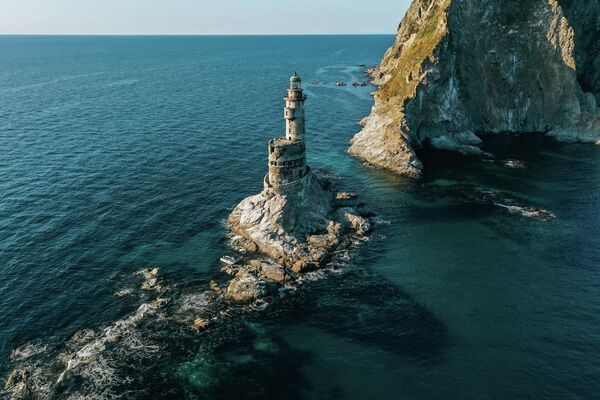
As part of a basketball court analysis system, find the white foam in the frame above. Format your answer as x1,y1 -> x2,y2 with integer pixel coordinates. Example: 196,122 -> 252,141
49,300 -> 166,396
504,159 -> 526,169
10,341 -> 49,362
371,215 -> 392,225
114,288 -> 134,297
175,291 -> 214,319
495,203 -> 556,220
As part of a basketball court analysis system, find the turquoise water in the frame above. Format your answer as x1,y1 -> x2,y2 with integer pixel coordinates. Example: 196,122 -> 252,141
1,36 -> 600,399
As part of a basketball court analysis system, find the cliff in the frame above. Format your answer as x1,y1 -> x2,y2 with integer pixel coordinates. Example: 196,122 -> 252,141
350,0 -> 600,177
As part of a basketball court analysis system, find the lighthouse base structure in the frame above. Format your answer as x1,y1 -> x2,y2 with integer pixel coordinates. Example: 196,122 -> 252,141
267,137 -> 308,192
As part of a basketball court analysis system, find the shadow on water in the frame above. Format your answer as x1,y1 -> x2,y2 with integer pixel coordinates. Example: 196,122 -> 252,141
109,256 -> 450,400
273,267 -> 450,362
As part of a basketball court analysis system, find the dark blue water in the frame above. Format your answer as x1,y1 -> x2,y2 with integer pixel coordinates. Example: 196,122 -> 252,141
1,36 -> 600,399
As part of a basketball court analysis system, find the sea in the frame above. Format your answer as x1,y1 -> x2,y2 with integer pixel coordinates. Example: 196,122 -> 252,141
1,35 -> 599,399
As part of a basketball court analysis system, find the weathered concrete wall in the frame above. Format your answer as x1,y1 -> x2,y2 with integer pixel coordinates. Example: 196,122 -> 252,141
268,137 -> 307,189
285,88 -> 306,142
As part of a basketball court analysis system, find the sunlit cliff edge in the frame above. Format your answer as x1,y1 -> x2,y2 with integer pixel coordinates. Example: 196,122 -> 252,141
350,0 -> 600,177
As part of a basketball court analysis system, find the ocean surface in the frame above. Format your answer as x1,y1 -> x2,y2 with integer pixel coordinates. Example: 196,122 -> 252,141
1,35 -> 599,399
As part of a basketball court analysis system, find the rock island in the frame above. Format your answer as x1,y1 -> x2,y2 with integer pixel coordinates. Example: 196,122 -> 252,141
226,73 -> 371,300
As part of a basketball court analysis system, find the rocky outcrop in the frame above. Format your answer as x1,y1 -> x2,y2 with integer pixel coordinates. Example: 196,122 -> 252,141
228,171 -> 370,276
223,166 -> 373,303
225,270 -> 266,303
350,0 -> 600,177
226,70 -> 374,299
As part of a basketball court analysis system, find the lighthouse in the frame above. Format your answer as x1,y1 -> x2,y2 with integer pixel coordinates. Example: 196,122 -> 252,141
266,73 -> 309,193
284,72 -> 307,142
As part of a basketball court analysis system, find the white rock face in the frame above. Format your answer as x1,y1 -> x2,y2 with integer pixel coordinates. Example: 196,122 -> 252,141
350,108 -> 423,177
228,171 -> 370,273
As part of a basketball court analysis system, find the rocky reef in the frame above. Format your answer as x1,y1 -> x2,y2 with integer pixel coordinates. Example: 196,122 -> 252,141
1,183 -> 373,399
226,171 -> 371,302
350,0 -> 600,177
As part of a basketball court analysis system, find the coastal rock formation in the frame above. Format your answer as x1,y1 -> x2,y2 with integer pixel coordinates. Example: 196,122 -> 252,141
350,0 -> 600,177
225,269 -> 266,302
228,172 -> 369,274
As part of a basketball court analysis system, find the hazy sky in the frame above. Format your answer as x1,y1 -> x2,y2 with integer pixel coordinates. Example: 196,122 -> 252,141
0,0 -> 412,35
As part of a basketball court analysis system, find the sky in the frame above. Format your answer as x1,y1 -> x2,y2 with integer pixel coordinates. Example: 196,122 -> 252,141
0,0 -> 412,35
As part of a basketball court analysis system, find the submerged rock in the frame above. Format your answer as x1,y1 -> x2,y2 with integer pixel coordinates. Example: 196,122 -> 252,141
350,0 -> 600,176
4,368 -> 27,390
496,204 -> 556,221
137,267 -> 163,291
150,297 -> 170,309
192,317 -> 210,331
209,280 -> 222,293
504,159 -> 527,169
3,369 -> 31,399
334,192 -> 359,208
454,186 -> 556,221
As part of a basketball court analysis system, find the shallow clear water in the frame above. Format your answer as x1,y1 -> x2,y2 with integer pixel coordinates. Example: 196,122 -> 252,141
1,36 -> 600,399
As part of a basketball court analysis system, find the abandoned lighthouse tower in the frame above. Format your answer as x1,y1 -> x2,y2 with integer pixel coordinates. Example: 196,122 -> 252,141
228,72 -> 372,271
266,72 -> 310,192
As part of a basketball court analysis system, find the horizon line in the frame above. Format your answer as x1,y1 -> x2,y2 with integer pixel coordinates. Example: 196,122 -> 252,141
0,33 -> 396,37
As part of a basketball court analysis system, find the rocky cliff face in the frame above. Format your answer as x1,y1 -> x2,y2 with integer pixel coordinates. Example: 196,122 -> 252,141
350,0 -> 600,177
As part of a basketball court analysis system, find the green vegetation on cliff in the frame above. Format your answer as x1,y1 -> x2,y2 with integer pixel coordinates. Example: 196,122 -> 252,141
378,0 -> 451,102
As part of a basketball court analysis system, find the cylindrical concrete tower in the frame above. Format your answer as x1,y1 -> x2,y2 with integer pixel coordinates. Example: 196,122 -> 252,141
267,138 -> 307,190
284,72 -> 307,142
266,73 -> 310,192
